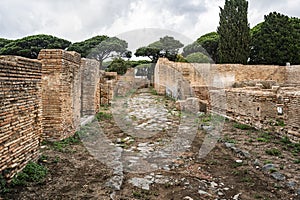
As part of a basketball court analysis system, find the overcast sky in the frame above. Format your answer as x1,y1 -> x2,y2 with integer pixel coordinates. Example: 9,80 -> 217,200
0,0 -> 299,44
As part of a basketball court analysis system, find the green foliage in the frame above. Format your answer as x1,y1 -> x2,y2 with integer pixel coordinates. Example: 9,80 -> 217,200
88,37 -> 131,66
217,0 -> 250,64
51,132 -> 81,152
135,35 -> 184,62
265,148 -> 281,156
0,34 -> 71,59
197,32 -> 220,62
68,36 -> 131,66
68,35 -> 108,57
0,38 -> 12,49
95,112 -> 113,121
186,52 -> 211,63
106,58 -> 130,75
11,162 -> 47,186
249,12 -> 300,65
233,123 -> 252,130
0,175 -> 8,194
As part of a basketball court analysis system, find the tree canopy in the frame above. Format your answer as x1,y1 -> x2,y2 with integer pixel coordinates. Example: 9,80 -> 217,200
87,37 -> 131,66
0,34 -> 71,59
67,35 -> 108,57
217,0 -> 250,64
249,12 -> 300,65
186,52 -> 212,63
135,36 -> 184,62
182,32 -> 219,63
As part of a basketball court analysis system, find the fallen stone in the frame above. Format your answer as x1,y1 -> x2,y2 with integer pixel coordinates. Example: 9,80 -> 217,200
286,181 -> 296,189
128,177 -> 153,190
262,164 -> 275,172
225,142 -> 235,148
271,172 -> 286,181
233,193 -> 242,200
183,196 -> 193,200
198,190 -> 211,196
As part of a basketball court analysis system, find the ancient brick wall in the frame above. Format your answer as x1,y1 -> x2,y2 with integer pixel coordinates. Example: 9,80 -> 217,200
99,72 -> 118,105
0,56 -> 42,178
154,58 -> 300,140
38,50 -> 81,141
81,58 -> 100,116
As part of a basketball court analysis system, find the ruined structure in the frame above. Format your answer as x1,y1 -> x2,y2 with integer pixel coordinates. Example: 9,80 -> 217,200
155,58 -> 300,141
1,51 -> 299,180
0,50 -> 118,179
0,56 -> 42,178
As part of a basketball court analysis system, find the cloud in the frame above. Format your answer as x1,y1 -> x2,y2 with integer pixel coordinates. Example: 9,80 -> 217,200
0,0 -> 299,43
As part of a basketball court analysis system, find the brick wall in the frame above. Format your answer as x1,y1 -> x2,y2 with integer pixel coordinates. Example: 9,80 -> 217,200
81,58 -> 100,116
0,56 -> 42,178
38,49 -> 81,141
154,58 -> 300,140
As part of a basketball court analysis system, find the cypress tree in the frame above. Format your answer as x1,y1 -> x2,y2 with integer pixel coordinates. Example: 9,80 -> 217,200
217,0 -> 250,64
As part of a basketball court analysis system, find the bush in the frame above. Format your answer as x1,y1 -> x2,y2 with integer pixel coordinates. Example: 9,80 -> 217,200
12,162 -> 48,186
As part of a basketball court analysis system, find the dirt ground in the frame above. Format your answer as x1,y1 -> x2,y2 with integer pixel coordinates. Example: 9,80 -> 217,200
2,89 -> 300,200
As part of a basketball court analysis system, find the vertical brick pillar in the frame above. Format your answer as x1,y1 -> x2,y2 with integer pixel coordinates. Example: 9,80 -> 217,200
38,49 -> 81,141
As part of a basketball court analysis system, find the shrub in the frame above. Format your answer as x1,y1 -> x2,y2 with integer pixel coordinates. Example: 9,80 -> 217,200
11,162 -> 47,186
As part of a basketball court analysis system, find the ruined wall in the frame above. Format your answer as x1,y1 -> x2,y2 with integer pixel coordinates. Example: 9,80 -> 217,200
81,58 -> 100,116
38,50 -> 81,141
100,72 -> 118,105
0,56 -> 42,178
155,58 -> 300,140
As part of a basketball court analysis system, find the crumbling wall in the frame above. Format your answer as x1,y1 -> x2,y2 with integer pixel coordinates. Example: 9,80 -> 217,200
81,58 -> 100,116
99,72 -> 118,105
0,56 -> 42,178
154,58 -> 300,140
38,50 -> 81,141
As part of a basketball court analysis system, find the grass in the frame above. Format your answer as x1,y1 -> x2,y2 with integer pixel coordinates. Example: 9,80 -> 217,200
233,123 -> 253,130
11,162 -> 48,186
265,148 -> 281,156
95,112 -> 113,121
42,131 -> 82,152
0,175 -> 9,194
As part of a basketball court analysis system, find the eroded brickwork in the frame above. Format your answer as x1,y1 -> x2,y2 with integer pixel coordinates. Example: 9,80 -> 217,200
38,50 -> 81,141
0,56 -> 42,178
81,58 -> 100,116
155,58 -> 300,140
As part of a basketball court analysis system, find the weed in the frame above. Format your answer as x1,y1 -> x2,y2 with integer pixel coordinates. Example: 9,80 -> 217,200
96,112 -> 113,121
269,168 -> 277,173
257,137 -> 269,143
281,136 -> 291,144
275,119 -> 286,127
52,132 -> 81,152
264,160 -> 272,165
39,154 -> 48,162
0,175 -> 9,194
11,162 -> 47,186
53,156 -> 60,163
232,162 -> 243,168
233,123 -> 253,130
294,159 -> 300,164
222,135 -> 237,144
241,176 -> 252,183
265,148 -> 281,156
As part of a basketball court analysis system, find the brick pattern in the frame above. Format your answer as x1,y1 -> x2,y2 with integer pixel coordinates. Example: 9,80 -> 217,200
155,58 -> 300,141
38,49 -> 81,141
0,56 -> 42,178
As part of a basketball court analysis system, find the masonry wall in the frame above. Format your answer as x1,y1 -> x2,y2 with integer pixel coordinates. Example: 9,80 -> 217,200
0,56 -> 42,178
154,58 -> 300,140
38,50 -> 81,141
81,58 -> 100,116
